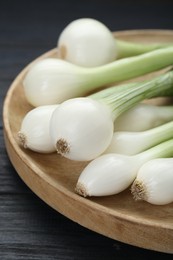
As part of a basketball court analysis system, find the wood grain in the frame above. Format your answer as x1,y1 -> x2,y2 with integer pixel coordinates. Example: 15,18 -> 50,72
3,30 -> 173,254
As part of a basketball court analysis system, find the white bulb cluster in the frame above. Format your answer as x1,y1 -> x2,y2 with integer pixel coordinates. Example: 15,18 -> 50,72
18,18 -> 173,206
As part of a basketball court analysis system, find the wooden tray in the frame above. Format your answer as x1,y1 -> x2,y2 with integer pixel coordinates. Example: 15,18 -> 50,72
3,30 -> 173,253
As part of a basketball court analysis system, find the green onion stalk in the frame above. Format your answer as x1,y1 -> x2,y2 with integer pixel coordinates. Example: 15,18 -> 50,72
23,47 -> 173,107
49,70 -> 173,161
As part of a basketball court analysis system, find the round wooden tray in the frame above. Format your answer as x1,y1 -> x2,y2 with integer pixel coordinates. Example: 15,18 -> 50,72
3,30 -> 173,253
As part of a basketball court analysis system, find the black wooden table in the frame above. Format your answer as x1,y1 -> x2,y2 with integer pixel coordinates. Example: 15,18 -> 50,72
1,1 -> 173,259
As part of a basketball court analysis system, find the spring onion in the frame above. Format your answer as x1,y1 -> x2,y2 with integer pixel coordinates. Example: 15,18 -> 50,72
58,18 -> 116,67
75,139 -> 173,197
49,70 -> 173,161
17,105 -> 58,153
57,18 -> 172,67
131,158 -> 173,205
114,103 -> 173,132
50,97 -> 113,161
23,47 -> 173,107
105,120 -> 173,155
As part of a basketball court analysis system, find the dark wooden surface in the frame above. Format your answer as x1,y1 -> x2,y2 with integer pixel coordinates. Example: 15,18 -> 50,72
1,0 -> 173,259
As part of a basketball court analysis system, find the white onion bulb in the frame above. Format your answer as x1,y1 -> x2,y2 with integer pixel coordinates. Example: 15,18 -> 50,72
105,120 -> 173,155
18,105 -> 58,153
131,158 -> 173,205
23,58 -> 90,107
76,153 -> 139,197
58,18 -> 116,67
114,103 -> 173,132
49,97 -> 114,161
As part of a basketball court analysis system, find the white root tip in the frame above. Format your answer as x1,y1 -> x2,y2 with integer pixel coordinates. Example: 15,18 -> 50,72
131,180 -> 147,201
75,182 -> 89,197
56,138 -> 70,155
17,131 -> 28,149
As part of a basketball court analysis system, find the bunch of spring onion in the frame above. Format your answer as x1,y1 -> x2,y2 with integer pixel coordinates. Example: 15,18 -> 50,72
17,105 -> 58,153
17,102 -> 173,154
131,158 -> 173,205
23,47 -> 173,107
57,18 -> 172,67
49,70 -> 173,161
75,139 -> 173,198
